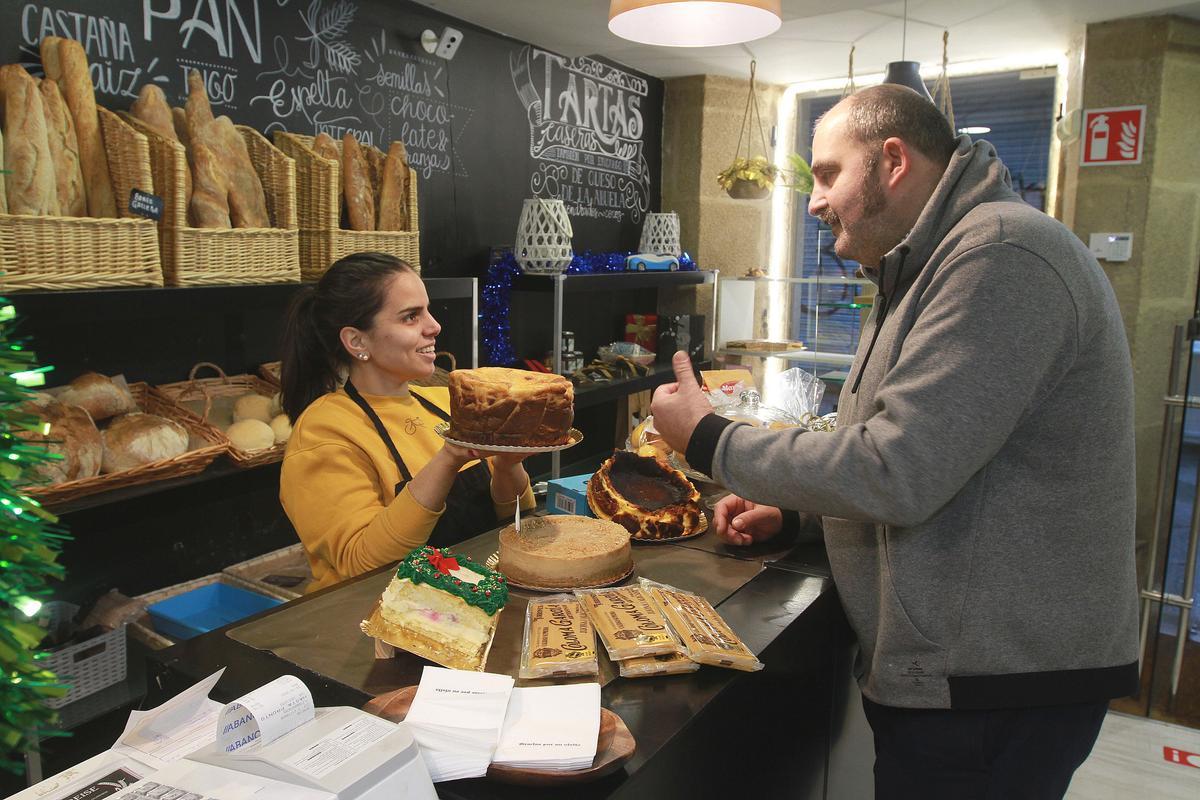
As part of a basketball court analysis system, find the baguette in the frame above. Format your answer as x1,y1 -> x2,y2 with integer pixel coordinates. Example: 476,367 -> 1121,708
39,78 -> 86,216
364,143 -> 384,220
0,128 -> 6,214
171,106 -> 189,148
131,84 -> 190,211
39,36 -> 63,82
0,65 -> 59,216
210,115 -> 269,228
341,133 -> 374,231
184,70 -> 231,227
311,132 -> 340,163
57,38 -> 117,217
377,141 -> 411,231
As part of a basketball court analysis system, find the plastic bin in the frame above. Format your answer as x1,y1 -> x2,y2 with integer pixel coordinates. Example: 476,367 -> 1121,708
147,582 -> 282,640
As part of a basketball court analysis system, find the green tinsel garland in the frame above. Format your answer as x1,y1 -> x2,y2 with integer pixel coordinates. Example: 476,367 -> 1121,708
0,300 -> 70,773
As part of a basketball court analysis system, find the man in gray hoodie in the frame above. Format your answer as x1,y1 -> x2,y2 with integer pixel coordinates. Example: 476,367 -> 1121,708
652,85 -> 1138,798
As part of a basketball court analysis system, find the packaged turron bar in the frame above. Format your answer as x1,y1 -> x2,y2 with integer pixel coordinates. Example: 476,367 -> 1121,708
575,586 -> 683,660
641,578 -> 764,672
618,651 -> 701,678
519,594 -> 599,679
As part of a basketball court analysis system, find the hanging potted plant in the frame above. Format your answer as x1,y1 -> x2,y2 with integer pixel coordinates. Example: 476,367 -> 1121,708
717,153 -> 813,199
717,60 -> 814,200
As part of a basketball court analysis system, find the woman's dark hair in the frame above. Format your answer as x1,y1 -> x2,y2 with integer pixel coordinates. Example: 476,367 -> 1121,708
280,252 -> 415,422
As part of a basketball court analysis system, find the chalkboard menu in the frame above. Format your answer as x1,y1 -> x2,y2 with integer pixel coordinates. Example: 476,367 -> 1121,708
0,0 -> 664,277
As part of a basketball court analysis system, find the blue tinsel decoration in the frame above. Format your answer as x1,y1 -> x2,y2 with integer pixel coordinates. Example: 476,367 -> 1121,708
480,250 -> 700,366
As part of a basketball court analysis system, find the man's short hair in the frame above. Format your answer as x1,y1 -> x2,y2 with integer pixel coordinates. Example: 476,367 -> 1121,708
835,84 -> 957,166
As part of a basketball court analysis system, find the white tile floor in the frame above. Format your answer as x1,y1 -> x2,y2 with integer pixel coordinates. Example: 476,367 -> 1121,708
1066,712 -> 1200,799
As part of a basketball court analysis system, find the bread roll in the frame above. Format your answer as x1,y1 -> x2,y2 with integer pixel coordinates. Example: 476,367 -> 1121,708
17,393 -> 102,484
232,392 -> 272,424
341,133 -> 374,231
210,116 -> 269,228
58,372 -> 137,421
269,413 -> 292,444
0,65 -> 59,216
101,413 -> 188,473
226,418 -> 274,451
377,141 -> 411,231
57,38 -> 117,217
40,36 -> 64,82
39,78 -> 86,217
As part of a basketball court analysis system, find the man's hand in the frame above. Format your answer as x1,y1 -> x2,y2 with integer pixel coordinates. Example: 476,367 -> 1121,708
713,494 -> 783,546
650,351 -> 713,454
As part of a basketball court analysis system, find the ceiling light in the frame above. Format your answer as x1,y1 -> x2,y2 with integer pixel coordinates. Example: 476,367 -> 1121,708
959,126 -> 991,135
882,0 -> 933,102
608,0 -> 782,48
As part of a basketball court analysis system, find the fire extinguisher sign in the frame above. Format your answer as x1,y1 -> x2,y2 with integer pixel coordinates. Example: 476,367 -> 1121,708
1081,105 -> 1147,166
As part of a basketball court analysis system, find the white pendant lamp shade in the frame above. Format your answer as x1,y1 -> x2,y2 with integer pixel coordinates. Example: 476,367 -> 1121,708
608,0 -> 782,48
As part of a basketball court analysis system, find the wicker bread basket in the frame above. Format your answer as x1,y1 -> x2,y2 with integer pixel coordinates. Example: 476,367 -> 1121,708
273,132 -> 421,280
156,362 -> 286,468
410,352 -> 456,388
21,382 -> 227,508
258,360 -> 282,387
0,108 -> 163,292
122,114 -> 300,286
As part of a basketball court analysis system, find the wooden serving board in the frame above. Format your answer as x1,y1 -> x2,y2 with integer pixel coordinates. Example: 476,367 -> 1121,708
363,685 -> 636,786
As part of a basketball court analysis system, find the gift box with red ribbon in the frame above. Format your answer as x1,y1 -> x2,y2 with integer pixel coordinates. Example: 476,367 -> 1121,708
625,313 -> 658,352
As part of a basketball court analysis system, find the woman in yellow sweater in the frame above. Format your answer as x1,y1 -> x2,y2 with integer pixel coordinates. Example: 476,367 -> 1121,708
279,253 -> 535,592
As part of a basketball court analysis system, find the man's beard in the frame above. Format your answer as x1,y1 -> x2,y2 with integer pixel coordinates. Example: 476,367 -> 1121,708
823,165 -> 888,264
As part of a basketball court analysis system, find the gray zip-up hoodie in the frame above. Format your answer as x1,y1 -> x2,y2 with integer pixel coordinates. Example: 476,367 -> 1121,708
688,137 -> 1139,709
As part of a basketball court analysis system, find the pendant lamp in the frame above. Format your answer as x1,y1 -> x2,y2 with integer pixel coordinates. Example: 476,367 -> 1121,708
608,0 -> 782,48
882,1 -> 934,102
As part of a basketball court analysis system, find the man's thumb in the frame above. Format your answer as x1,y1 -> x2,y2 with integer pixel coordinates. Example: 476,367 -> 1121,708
671,351 -> 699,392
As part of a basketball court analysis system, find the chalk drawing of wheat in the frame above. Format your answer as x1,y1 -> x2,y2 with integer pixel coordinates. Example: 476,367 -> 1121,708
1117,120 -> 1137,159
299,0 -> 362,74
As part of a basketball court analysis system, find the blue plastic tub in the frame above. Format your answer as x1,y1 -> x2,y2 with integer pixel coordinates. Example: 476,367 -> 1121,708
147,582 -> 283,640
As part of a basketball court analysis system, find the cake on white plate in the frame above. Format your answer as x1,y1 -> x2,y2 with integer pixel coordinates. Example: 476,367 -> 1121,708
361,546 -> 508,671
498,515 -> 633,589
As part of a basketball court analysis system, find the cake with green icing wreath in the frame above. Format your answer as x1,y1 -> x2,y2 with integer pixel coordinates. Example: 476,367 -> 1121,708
360,546 -> 509,671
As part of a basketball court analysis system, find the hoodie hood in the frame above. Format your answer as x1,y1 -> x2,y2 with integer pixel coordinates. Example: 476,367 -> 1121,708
865,135 -> 1021,294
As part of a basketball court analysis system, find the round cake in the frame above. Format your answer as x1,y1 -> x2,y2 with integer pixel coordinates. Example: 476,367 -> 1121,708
448,367 -> 574,447
498,515 -> 632,589
588,450 -> 705,541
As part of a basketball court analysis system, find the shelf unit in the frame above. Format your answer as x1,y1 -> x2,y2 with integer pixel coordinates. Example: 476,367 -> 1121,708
512,269 -> 717,477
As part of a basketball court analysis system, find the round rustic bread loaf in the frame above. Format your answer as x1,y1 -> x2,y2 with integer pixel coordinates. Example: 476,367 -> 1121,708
101,412 -> 188,473
59,372 -> 137,421
18,392 -> 102,484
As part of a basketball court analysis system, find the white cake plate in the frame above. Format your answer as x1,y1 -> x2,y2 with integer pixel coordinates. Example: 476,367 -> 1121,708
434,421 -> 583,453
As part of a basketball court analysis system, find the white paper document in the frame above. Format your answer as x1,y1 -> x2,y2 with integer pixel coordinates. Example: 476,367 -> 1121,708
403,666 -> 515,782
492,683 -> 601,770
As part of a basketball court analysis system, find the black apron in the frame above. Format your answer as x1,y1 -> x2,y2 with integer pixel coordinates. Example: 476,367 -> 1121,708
344,379 -> 498,549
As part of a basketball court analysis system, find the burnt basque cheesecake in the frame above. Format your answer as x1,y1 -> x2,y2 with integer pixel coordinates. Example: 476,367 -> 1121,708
360,546 -> 508,672
588,450 -> 705,540
498,515 -> 633,589
448,367 -> 574,447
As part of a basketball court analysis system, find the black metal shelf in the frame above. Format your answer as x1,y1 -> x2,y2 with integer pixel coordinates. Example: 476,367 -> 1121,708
573,361 -> 706,408
47,460 -> 281,516
514,269 -> 715,293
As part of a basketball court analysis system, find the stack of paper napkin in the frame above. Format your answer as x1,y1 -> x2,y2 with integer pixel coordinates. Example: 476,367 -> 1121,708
492,683 -> 601,771
404,667 -> 514,781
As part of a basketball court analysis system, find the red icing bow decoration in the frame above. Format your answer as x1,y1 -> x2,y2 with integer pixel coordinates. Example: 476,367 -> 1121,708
427,550 -> 460,575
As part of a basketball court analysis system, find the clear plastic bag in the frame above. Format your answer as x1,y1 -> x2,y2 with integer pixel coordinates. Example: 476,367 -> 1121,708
640,578 -> 763,672
575,586 -> 684,661
767,368 -> 826,426
618,651 -> 700,678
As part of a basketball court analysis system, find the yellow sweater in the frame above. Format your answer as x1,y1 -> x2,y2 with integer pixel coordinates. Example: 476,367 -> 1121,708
280,385 -> 535,593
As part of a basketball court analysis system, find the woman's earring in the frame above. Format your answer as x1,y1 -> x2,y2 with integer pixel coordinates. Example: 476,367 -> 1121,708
357,352 -> 369,361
